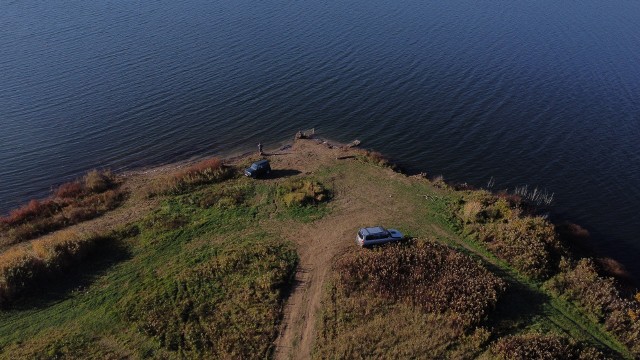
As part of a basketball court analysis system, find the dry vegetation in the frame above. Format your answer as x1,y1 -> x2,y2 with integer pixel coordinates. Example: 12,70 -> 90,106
456,191 -> 567,279
453,187 -> 640,357
490,333 -> 606,359
0,229 -> 111,306
145,158 -> 234,196
546,258 -> 640,355
354,149 -> 396,169
315,241 -> 506,358
0,170 -> 123,246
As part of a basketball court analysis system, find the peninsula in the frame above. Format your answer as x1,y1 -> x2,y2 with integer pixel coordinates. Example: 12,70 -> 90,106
1,136 -> 638,359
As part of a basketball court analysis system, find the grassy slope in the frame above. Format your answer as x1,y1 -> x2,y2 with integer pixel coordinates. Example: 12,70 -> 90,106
0,150 -> 634,359
0,178 -> 311,359
312,160 -> 632,359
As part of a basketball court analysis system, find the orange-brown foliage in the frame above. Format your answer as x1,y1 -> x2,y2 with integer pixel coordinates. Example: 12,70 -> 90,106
491,333 -> 605,359
336,241 -> 506,326
148,158 -> 233,196
1,170 -> 124,245
0,199 -> 59,226
54,181 -> 85,199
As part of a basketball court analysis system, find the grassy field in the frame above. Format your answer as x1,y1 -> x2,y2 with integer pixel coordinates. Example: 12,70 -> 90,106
0,140 -> 636,359
0,172 -> 327,358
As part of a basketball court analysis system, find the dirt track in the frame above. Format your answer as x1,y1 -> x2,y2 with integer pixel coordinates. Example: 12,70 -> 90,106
1,137 -> 407,359
265,140 -> 412,359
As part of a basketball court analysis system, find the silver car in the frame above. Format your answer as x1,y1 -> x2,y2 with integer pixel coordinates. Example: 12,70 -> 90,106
356,226 -> 404,247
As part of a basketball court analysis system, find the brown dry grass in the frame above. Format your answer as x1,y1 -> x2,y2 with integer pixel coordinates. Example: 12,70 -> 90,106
0,171 -> 123,246
546,258 -> 640,355
145,157 -> 233,196
490,333 -> 607,359
315,241 -> 505,358
0,229 -> 106,306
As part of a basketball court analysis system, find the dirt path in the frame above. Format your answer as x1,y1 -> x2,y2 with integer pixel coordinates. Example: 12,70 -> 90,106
270,140 -> 411,359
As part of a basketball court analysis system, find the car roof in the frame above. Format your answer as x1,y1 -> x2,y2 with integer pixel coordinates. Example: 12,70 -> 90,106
360,226 -> 387,235
253,159 -> 269,165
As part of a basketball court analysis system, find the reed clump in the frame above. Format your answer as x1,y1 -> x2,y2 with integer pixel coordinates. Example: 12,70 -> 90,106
146,158 -> 234,196
0,170 -> 123,246
0,229 -> 107,307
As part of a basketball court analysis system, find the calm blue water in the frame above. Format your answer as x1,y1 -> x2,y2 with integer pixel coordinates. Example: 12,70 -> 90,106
1,1 -> 639,276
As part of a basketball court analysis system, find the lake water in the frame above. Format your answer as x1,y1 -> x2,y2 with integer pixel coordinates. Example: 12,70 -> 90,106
1,1 -> 639,276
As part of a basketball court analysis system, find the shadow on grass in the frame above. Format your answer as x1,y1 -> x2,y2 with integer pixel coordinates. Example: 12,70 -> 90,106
485,278 -> 549,337
264,169 -> 302,179
4,240 -> 132,311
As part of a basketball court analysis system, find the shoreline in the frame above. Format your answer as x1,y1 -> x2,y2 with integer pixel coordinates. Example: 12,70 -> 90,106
2,134 -> 637,284
1,136 -> 638,358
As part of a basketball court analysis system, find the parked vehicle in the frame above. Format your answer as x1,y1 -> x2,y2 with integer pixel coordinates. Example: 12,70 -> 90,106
244,159 -> 271,178
356,226 -> 404,247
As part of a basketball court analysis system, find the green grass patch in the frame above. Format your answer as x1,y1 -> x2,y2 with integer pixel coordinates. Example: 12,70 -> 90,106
0,174 -> 318,359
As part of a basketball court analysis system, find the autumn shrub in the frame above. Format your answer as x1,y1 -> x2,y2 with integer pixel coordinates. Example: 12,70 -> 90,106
84,169 -> 116,193
316,241 -> 504,358
457,194 -> 567,280
490,333 -> 607,360
545,258 -> 640,355
0,171 -> 125,245
0,248 -> 43,305
0,199 -> 60,227
54,181 -> 84,199
0,230 -> 108,307
148,158 -> 234,196
483,216 -> 565,279
2,190 -> 124,246
356,149 -> 396,169
336,241 -> 505,326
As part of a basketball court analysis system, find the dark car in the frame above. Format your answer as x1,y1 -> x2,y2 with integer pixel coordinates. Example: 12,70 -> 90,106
244,159 -> 271,178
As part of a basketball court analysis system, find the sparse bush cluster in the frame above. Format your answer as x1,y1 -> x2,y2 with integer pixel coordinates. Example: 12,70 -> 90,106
355,149 -> 396,169
490,333 -> 606,360
0,230 -> 108,306
545,258 -> 640,355
456,192 -> 567,279
146,158 -> 234,196
278,179 -> 328,207
336,241 -> 506,326
0,170 -> 123,245
125,240 -> 297,358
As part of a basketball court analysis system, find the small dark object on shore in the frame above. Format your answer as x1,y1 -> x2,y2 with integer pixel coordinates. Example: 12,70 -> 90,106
244,159 -> 271,178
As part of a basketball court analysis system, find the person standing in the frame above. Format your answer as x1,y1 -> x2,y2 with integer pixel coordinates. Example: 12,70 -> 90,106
258,142 -> 263,155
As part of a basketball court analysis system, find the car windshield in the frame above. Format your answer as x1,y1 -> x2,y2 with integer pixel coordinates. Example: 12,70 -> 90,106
250,163 -> 259,170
